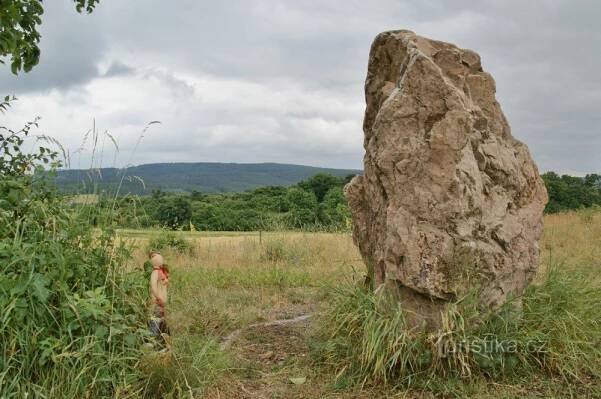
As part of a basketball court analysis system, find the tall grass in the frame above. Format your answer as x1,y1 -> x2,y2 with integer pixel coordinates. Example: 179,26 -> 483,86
139,338 -> 229,398
122,213 -> 600,397
313,261 -> 601,395
126,231 -> 361,395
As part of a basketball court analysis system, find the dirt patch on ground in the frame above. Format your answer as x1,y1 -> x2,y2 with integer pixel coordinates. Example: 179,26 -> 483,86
203,317 -> 387,399
237,321 -> 310,370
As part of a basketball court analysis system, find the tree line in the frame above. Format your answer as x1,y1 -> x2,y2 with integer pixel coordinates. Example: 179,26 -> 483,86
542,172 -> 601,213
78,171 -> 601,232
85,173 -> 355,231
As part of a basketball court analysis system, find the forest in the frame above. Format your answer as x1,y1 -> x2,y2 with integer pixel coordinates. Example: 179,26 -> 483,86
541,172 -> 601,213
76,171 -> 601,232
55,162 -> 360,194
84,172 -> 355,231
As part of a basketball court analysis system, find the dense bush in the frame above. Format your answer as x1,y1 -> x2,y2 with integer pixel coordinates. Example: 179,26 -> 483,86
319,186 -> 351,228
156,196 -> 193,230
0,110 -> 146,397
146,232 -> 194,255
298,172 -> 344,202
74,171 -> 601,230
284,187 -> 318,227
542,172 -> 601,213
93,173 -> 354,231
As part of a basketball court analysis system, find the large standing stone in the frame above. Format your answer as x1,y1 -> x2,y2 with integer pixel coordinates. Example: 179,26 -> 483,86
345,30 -> 547,329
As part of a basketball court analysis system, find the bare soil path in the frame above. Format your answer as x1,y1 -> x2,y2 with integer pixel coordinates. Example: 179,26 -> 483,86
204,311 -> 387,399
219,314 -> 312,350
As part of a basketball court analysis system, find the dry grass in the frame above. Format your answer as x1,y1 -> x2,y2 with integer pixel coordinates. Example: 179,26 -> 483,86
128,231 -> 365,397
542,210 -> 601,275
125,209 -> 601,398
129,232 -> 362,334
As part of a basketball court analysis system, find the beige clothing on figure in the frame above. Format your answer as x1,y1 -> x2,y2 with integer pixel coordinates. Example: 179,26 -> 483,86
149,253 -> 168,309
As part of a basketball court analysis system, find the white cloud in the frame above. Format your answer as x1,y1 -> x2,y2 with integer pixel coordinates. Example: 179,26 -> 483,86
2,0 -> 600,173
4,66 -> 363,169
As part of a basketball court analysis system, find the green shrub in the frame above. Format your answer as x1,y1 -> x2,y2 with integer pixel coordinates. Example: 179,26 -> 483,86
146,232 -> 194,255
0,113 -> 147,396
318,186 -> 351,229
578,205 -> 601,224
155,197 -> 192,230
261,240 -> 286,262
284,187 -> 318,228
140,337 -> 229,398
259,238 -> 311,266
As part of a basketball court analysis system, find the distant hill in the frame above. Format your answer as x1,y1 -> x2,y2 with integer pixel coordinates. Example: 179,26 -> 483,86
54,162 -> 361,195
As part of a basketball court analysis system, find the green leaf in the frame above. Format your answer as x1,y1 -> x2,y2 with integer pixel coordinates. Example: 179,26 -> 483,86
95,325 -> 108,339
124,333 -> 136,347
31,273 -> 50,302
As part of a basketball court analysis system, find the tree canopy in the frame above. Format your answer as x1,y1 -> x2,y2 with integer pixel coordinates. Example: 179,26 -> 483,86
542,172 -> 601,213
0,0 -> 99,74
298,172 -> 344,202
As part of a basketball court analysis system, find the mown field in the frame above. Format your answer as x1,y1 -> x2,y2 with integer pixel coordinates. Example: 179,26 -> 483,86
121,209 -> 601,398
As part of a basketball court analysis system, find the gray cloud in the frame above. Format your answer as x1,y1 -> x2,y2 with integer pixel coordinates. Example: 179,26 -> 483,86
2,0 -> 600,173
0,2 -> 106,93
103,62 -> 135,77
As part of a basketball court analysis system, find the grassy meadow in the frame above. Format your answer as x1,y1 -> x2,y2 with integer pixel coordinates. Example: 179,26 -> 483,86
123,210 -> 601,398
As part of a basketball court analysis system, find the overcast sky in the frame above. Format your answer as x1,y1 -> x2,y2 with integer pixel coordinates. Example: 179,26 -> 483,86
2,0 -> 600,174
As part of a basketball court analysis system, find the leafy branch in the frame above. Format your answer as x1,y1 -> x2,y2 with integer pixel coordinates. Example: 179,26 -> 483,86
0,0 -> 100,74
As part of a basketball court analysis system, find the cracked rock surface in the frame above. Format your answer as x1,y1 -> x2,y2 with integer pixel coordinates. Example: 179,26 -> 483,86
345,30 -> 547,328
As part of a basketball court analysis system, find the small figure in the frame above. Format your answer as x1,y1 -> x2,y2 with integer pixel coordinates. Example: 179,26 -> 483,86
148,251 -> 170,345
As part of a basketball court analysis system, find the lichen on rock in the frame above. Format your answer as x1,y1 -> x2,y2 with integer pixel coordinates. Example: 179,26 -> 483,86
345,30 -> 548,329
